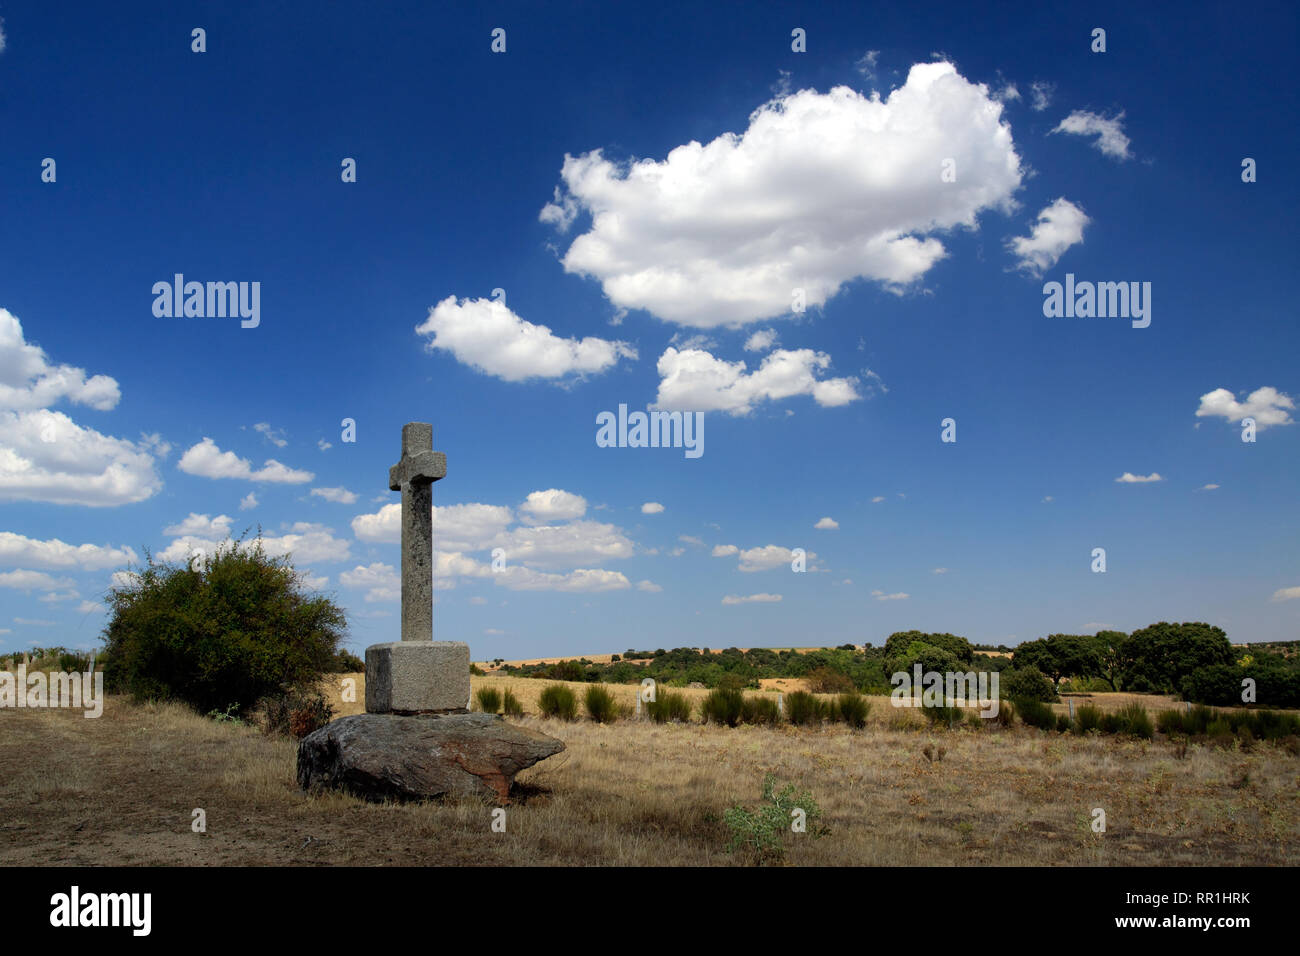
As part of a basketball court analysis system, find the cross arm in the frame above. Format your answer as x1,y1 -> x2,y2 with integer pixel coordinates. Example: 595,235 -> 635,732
389,451 -> 447,490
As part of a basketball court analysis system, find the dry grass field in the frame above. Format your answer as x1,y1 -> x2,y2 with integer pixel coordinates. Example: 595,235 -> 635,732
2,674 -> 1296,867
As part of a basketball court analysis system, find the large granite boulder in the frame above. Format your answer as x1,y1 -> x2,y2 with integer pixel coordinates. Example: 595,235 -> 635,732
297,712 -> 564,803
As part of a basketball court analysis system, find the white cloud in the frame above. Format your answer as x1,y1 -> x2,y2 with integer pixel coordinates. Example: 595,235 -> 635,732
1029,81 -> 1054,112
468,596 -> 488,605
871,590 -> 909,601
297,571 -> 328,591
178,438 -> 314,483
311,486 -> 359,504
159,523 -> 350,565
239,492 -> 258,510
0,409 -> 162,506
1052,110 -> 1132,160
0,18 -> 6,54
995,83 -> 1020,103
0,309 -> 121,411
0,569 -> 74,591
491,521 -> 635,570
722,593 -> 782,605
854,50 -> 879,79
1007,198 -> 1089,276
416,296 -> 636,382
340,562 -> 400,602
39,589 -> 81,603
493,566 -> 631,592
1115,472 -> 1164,484
715,544 -> 814,572
743,329 -> 779,353
520,488 -> 587,524
655,347 -> 860,415
1195,387 -> 1295,430
0,532 -> 136,571
541,62 -> 1022,328
871,496 -> 886,503
318,439 -> 332,452
679,535 -> 705,547
352,502 -> 515,549
1042,496 -> 1054,503
77,600 -> 102,615
1272,586 -> 1300,602
641,502 -> 664,514
110,570 -> 139,589
252,422 -> 288,447
637,580 -> 663,592
1199,483 -> 1220,491
163,513 -> 233,538
931,567 -> 949,574
814,517 -> 838,530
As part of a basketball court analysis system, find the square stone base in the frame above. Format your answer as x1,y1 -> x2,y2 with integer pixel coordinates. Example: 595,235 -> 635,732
365,641 -> 471,714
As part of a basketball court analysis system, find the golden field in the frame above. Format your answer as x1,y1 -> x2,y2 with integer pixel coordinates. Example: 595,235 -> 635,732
0,673 -> 1296,866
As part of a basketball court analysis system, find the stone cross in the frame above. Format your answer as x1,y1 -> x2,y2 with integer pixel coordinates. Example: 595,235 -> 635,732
388,422 -> 446,644
364,422 -> 468,715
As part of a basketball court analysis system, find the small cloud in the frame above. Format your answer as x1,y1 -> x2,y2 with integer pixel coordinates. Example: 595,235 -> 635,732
1042,495 -> 1054,503
641,502 -> 665,515
814,517 -> 839,530
239,492 -> 258,510
871,496 -> 886,503
484,628 -> 505,635
931,568 -> 948,575
1029,80 -> 1054,112
1199,483 -> 1220,491
871,590 -> 909,601
318,439 -> 333,451
637,580 -> 663,593
1115,472 -> 1164,484
743,328 -> 779,353
1007,198 -> 1089,276
712,544 -> 740,557
1052,110 -> 1132,161
855,50 -> 880,80
311,486 -> 359,505
468,596 -> 488,606
1271,586 -> 1300,602
1196,386 -> 1295,430
679,535 -> 705,547
77,600 -> 102,615
994,83 -> 1020,103
722,593 -> 783,605
253,422 -> 288,448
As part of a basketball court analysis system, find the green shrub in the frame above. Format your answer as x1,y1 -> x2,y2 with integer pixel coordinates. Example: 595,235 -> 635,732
538,684 -> 577,720
502,689 -> 523,717
1056,714 -> 1073,733
922,703 -> 965,729
646,690 -> 693,723
993,699 -> 1016,727
1075,704 -> 1103,733
702,688 -> 744,727
475,687 -> 502,714
786,690 -> 827,726
333,649 -> 365,672
1116,702 -> 1154,738
804,666 -> 856,694
584,684 -> 618,723
1156,708 -> 1185,735
836,692 -> 871,729
1014,697 -> 1057,730
724,775 -> 827,861
1001,666 -> 1058,703
101,535 -> 347,715
741,695 -> 782,725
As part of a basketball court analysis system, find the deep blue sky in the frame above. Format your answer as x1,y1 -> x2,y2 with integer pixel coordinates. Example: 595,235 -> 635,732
1,1 -> 1296,657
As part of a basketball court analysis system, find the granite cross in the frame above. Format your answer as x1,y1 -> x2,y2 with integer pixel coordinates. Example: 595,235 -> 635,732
388,422 -> 446,643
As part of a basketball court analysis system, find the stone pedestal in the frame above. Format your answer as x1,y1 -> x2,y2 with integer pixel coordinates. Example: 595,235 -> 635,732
365,640 -> 470,714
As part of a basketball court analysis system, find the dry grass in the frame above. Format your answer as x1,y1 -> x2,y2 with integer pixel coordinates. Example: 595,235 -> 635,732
2,677 -> 1296,866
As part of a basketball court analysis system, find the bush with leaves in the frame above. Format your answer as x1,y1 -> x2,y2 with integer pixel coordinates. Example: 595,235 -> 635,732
647,691 -> 693,723
502,689 -> 523,717
1014,697 -> 1057,730
741,694 -> 781,725
724,775 -> 827,862
785,690 -> 827,726
835,691 -> 871,729
538,684 -> 577,720
100,535 -> 347,716
584,684 -> 618,722
261,689 -> 334,739
701,688 -> 745,727
475,687 -> 502,714
1001,666 -> 1058,703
